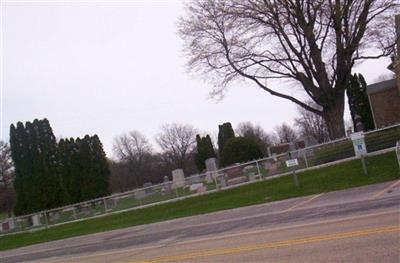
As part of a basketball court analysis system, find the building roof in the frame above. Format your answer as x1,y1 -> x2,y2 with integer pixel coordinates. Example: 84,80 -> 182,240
366,78 -> 397,95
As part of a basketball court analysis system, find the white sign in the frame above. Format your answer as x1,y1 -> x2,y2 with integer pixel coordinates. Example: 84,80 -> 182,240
286,158 -> 299,168
350,132 -> 367,157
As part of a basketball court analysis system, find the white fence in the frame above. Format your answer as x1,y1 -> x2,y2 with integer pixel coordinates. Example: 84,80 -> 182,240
0,124 -> 399,235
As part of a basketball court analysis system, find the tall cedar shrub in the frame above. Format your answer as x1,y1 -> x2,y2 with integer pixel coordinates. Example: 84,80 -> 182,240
10,119 -> 66,215
347,74 -> 375,131
76,135 -> 110,202
10,119 -> 110,215
195,134 -> 216,171
59,138 -> 81,204
217,122 -> 235,157
90,135 -> 110,198
220,137 -> 263,167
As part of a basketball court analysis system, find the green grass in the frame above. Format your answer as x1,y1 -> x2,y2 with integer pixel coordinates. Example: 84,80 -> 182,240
365,126 -> 400,153
1,151 -> 399,251
312,140 -> 355,165
114,187 -> 194,211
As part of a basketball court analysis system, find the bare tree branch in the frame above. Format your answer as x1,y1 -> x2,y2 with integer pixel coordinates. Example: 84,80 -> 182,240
179,0 -> 399,138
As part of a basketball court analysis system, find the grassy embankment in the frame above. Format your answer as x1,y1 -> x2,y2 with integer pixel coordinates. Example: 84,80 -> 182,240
0,151 -> 398,251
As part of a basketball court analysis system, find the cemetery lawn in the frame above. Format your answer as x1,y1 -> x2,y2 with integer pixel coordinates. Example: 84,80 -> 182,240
1,151 -> 399,251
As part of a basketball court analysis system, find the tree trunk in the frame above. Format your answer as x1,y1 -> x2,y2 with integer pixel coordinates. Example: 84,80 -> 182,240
322,92 -> 346,140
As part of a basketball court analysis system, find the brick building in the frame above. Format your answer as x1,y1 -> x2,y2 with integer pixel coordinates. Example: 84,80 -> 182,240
366,14 -> 400,128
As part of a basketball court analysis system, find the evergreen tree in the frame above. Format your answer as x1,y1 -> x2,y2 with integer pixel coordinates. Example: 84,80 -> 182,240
36,119 -> 68,209
10,119 -> 66,215
10,122 -> 28,215
77,135 -> 110,201
10,119 -> 110,215
195,134 -> 216,172
220,137 -> 263,167
217,122 -> 235,156
347,74 -> 375,132
59,138 -> 80,204
90,135 -> 110,198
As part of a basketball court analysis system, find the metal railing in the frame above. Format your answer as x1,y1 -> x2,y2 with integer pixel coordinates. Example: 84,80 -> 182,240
0,124 -> 399,235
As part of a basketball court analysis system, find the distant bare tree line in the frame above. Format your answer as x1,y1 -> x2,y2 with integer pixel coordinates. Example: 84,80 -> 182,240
110,106 -> 330,192
0,106 -> 332,204
0,141 -> 15,217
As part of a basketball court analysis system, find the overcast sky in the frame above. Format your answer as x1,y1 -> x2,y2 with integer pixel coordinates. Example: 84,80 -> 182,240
1,0 -> 394,158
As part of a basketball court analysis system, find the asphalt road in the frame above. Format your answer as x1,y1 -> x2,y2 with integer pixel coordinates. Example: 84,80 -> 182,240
1,180 -> 399,263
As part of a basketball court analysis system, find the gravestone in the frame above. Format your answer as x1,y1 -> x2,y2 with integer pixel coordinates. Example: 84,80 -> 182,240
217,174 -> 227,188
143,182 -> 154,194
135,189 -> 146,199
227,176 -> 247,186
163,176 -> 172,193
79,205 -> 92,216
205,158 -> 218,183
267,147 -> 272,157
172,169 -> 185,189
303,136 -> 317,147
143,182 -> 152,188
31,214 -> 41,227
104,198 -> 116,210
196,185 -> 207,193
247,172 -> 257,181
111,198 -> 118,208
1,219 -> 15,232
354,114 -> 365,132
50,211 -> 61,222
243,165 -> 257,181
8,219 -> 15,230
186,174 -> 201,185
9,219 -> 15,230
189,183 -> 204,192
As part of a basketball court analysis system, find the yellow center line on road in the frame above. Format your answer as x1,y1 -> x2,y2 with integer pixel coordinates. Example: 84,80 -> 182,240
132,225 -> 400,263
282,193 -> 324,212
371,180 -> 400,199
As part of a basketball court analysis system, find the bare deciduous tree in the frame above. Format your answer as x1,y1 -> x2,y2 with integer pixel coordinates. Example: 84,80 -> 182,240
275,123 -> 298,144
294,103 -> 330,144
156,123 -> 198,172
113,131 -> 152,188
179,0 -> 398,139
0,141 -> 13,186
0,141 -> 15,217
236,122 -> 273,155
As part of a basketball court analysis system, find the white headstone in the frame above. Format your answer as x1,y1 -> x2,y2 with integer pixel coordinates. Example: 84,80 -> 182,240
189,183 -> 204,192
205,158 -> 218,182
135,189 -> 146,199
217,174 -> 227,188
0,220 -> 14,232
8,219 -> 15,230
172,169 -> 185,189
163,176 -> 172,193
31,214 -> 41,227
205,158 -> 218,171
50,211 -> 61,221
143,182 -> 154,194
143,182 -> 153,188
